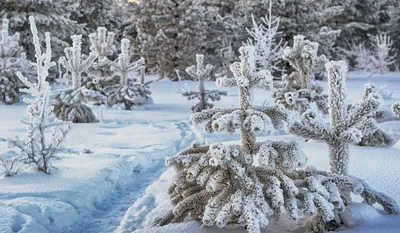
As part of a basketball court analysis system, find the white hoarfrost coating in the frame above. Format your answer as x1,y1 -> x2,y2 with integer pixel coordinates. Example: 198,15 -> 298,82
54,34 -> 105,123
245,1 -> 286,73
8,16 -> 71,174
103,38 -> 152,110
182,54 -> 227,112
272,35 -> 328,116
153,47 -> 398,233
289,60 -> 383,175
0,17 -> 35,105
83,27 -> 116,92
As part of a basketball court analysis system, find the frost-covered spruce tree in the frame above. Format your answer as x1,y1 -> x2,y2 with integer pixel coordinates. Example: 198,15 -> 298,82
154,47 -> 399,233
289,61 -> 384,175
8,16 -> 71,174
133,0 -> 208,80
182,54 -> 227,113
103,38 -> 152,110
54,34 -> 105,123
83,27 -> 116,93
0,17 -> 35,105
72,0 -> 125,36
355,84 -> 394,147
245,1 -> 286,74
0,0 -> 84,60
324,0 -> 392,61
370,33 -> 397,74
272,35 -> 328,116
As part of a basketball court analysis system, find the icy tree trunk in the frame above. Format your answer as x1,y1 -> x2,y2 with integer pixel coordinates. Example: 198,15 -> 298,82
140,66 -> 145,84
72,72 -> 81,90
239,87 -> 256,153
328,140 -> 349,175
327,61 -> 349,175
198,70 -> 207,111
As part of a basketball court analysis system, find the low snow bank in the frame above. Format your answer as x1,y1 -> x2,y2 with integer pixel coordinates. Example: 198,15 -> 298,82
0,94 -> 193,233
127,131 -> 400,233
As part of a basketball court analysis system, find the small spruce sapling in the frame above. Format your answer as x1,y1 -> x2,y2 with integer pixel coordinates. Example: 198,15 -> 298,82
182,54 -> 227,112
272,35 -> 328,116
103,38 -> 152,109
245,1 -> 286,73
289,61 -> 383,175
154,47 -> 399,233
0,17 -> 35,104
355,84 -> 394,147
83,27 -> 116,93
7,16 -> 71,174
370,33 -> 396,74
54,34 -> 105,123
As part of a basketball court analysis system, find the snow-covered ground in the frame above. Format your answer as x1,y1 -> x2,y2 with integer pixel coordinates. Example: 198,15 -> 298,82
1,73 -> 400,233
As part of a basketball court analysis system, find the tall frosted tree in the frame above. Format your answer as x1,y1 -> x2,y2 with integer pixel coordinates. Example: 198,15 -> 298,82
324,0 -> 393,62
83,27 -> 116,93
182,54 -> 227,112
133,0 -> 208,80
54,34 -> 105,123
289,61 -> 383,175
250,0 -> 343,60
245,1 -> 287,74
0,17 -> 35,104
103,38 -> 152,110
8,16 -> 71,174
272,35 -> 328,116
72,0 -> 124,32
0,0 -> 84,60
154,47 -> 398,233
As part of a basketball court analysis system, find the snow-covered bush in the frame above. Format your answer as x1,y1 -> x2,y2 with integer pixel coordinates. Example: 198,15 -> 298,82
7,16 -> 71,174
83,27 -> 116,93
350,43 -> 374,73
393,103 -> 400,119
377,84 -> 393,100
349,33 -> 396,74
154,47 -> 399,233
272,35 -> 328,116
54,34 -> 105,123
245,1 -> 286,73
355,84 -> 393,147
289,61 -> 385,174
370,33 -> 396,74
0,152 -> 19,177
0,17 -> 35,105
182,54 -> 227,112
103,38 -> 152,110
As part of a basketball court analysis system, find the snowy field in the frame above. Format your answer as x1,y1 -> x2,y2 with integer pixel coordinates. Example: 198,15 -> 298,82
1,73 -> 400,233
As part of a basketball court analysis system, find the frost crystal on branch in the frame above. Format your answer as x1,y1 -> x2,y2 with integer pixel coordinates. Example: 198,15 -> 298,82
103,38 -> 152,110
154,47 -> 399,233
54,34 -> 105,123
0,17 -> 35,104
272,35 -> 328,116
182,54 -> 226,112
7,16 -> 71,174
